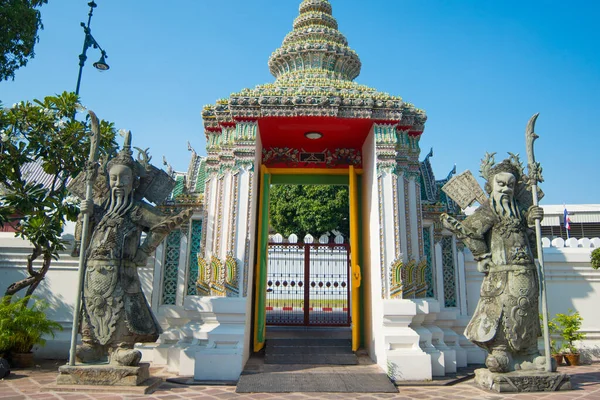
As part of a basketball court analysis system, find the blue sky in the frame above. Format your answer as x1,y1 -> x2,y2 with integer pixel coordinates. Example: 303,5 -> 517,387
2,0 -> 599,205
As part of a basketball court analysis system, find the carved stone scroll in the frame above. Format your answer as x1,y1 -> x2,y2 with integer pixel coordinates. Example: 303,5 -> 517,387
441,170 -> 487,209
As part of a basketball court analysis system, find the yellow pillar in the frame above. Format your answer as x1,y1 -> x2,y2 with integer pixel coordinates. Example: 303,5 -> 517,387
349,165 -> 361,351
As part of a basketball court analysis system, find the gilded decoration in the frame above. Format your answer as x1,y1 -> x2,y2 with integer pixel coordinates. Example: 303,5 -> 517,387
262,147 -> 300,165
210,256 -> 225,296
390,258 -> 403,299
197,257 -> 210,296
196,253 -> 239,297
415,259 -> 429,298
224,253 -> 239,296
261,147 -> 361,167
402,259 -> 417,298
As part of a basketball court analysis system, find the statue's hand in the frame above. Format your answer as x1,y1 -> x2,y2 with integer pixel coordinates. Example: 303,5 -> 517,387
527,205 -> 544,226
152,209 -> 193,235
80,199 -> 94,215
477,257 -> 494,273
441,213 -> 468,237
133,248 -> 150,267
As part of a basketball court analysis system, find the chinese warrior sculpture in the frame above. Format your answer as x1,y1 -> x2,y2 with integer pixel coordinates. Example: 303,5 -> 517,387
70,131 -> 191,366
441,153 -> 548,373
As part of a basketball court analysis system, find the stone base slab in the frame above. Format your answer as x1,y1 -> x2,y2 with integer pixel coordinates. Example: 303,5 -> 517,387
56,363 -> 150,386
46,377 -> 162,395
474,368 -> 571,392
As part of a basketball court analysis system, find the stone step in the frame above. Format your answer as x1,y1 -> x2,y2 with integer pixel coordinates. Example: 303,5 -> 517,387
265,338 -> 357,365
266,338 -> 351,348
267,345 -> 354,355
264,353 -> 358,365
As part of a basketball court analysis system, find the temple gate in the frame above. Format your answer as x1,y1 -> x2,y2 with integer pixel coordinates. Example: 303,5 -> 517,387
265,233 -> 351,327
151,0 -> 471,383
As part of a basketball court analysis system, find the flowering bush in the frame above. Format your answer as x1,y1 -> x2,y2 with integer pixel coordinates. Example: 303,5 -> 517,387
0,92 -> 116,300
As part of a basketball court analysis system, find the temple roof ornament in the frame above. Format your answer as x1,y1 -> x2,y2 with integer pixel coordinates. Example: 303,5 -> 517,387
269,0 -> 361,82
202,0 -> 427,133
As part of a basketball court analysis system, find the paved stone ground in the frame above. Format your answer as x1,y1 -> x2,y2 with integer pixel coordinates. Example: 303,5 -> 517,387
1,360 -> 600,399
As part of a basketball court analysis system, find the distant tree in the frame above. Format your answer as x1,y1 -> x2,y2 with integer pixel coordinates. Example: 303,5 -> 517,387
269,185 -> 349,239
0,92 -> 117,302
0,0 -> 48,81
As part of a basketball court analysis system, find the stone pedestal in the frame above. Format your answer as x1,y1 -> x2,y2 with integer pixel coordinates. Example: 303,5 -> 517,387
57,362 -> 152,386
474,368 -> 571,393
50,363 -> 162,395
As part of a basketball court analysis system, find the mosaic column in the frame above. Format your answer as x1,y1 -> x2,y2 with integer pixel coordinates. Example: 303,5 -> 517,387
367,124 -> 432,381
373,123 -> 403,299
406,173 -> 421,260
196,121 -> 258,298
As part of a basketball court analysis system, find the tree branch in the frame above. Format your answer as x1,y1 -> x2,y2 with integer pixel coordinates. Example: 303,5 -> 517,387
26,245 -> 43,277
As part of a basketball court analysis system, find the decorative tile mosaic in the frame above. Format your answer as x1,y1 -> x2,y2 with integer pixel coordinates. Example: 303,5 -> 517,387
229,173 -> 239,253
243,170 -> 254,297
377,175 -> 386,298
162,229 -> 181,305
423,226 -> 435,298
215,175 -> 225,256
404,176 -> 412,259
186,220 -> 202,295
441,236 -> 457,307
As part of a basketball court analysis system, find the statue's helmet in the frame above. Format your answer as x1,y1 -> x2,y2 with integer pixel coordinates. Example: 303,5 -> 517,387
107,130 -> 136,173
480,153 -> 525,194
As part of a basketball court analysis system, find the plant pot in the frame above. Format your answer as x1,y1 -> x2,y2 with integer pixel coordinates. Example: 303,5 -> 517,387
564,353 -> 580,366
10,352 -> 34,368
552,354 -> 564,366
0,357 -> 10,378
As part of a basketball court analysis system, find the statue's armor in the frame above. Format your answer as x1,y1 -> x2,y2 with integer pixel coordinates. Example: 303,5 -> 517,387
463,202 -> 541,354
82,203 -> 160,347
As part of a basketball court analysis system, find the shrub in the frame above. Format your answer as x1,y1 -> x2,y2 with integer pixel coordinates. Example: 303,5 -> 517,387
554,309 -> 585,354
591,248 -> 600,270
0,296 -> 62,354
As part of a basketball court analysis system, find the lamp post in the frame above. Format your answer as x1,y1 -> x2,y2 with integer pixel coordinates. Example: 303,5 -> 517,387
75,1 -> 110,96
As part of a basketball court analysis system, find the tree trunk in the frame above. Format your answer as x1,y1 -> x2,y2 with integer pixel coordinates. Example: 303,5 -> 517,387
4,247 -> 53,308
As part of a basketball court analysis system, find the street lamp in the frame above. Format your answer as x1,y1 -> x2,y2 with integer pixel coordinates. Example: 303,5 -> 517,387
75,1 -> 110,96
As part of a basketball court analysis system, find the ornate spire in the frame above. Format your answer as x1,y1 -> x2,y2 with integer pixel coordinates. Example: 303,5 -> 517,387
268,0 -> 362,82
203,1 -> 428,130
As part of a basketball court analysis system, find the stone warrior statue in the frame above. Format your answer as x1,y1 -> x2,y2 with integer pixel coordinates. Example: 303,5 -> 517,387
441,153 -> 548,373
69,131 -> 191,366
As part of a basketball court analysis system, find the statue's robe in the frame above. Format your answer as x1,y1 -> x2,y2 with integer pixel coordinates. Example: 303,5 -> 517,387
81,202 -> 164,346
461,201 -> 541,355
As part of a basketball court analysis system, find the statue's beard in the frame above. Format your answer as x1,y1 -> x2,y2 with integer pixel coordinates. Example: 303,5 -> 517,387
105,188 -> 133,218
491,193 -> 519,219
